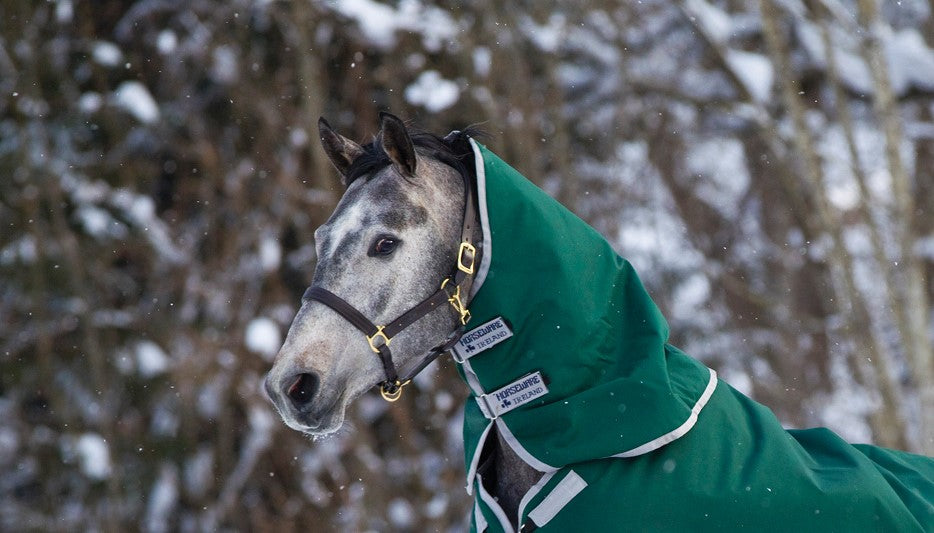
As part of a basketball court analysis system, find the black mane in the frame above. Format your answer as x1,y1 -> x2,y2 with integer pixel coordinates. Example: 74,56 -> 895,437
344,126 -> 486,186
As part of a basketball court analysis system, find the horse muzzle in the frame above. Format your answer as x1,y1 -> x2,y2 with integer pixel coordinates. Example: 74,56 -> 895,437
263,370 -> 340,433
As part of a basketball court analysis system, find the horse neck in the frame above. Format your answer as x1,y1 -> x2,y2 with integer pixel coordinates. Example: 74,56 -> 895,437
493,427 -> 542,525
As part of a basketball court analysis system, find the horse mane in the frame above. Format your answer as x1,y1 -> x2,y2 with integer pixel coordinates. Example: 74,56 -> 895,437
344,125 -> 486,186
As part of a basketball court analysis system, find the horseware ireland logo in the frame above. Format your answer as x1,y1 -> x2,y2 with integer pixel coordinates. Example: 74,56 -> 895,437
481,371 -> 549,417
453,316 -> 513,361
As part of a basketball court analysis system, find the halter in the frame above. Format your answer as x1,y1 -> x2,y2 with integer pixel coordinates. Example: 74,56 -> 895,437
303,157 -> 480,402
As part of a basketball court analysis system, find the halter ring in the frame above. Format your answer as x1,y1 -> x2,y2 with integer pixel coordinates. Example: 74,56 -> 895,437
367,326 -> 391,353
380,379 -> 410,402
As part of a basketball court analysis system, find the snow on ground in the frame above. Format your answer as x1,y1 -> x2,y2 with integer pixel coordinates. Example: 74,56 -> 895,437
357,394 -> 391,423
472,47 -> 491,77
55,0 -> 73,23
331,0 -> 400,48
145,464 -> 179,533
75,205 -> 128,240
685,137 -> 750,218
815,383 -> 875,444
329,0 -> 459,52
111,189 -> 185,263
388,498 -> 415,528
92,41 -> 122,67
74,433 -> 112,480
424,494 -> 448,519
0,423 -> 18,466
136,340 -> 171,378
795,21 -> 874,95
183,448 -> 214,499
259,237 -> 282,272
670,272 -> 712,320
211,45 -> 239,84
521,13 -> 566,52
78,92 -> 103,113
404,70 -> 460,112
197,376 -> 228,419
725,49 -> 773,102
816,125 -> 863,211
156,30 -> 177,55
245,317 -> 281,360
884,28 -> 934,95
917,235 -> 934,260
684,0 -> 733,43
0,235 -> 38,265
798,22 -> 934,97
112,81 -> 159,124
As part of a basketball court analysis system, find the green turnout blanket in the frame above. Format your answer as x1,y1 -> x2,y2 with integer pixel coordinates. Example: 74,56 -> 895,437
455,140 -> 934,532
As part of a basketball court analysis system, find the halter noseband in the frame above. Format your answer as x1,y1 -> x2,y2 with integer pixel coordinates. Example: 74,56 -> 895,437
302,161 -> 480,402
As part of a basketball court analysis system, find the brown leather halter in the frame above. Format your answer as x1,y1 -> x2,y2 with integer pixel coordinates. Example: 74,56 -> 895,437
302,151 -> 480,401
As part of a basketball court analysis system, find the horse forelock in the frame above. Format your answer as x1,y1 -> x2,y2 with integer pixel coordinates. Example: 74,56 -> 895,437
344,127 -> 483,187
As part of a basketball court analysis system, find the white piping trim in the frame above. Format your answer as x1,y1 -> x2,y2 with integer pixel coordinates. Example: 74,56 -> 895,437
476,472 -> 515,533
495,418 -> 557,473
468,138 -> 492,298
461,358 -> 486,397
473,499 -> 488,532
527,470 -> 587,527
612,368 -> 719,458
515,470 -> 557,528
465,421 -> 495,495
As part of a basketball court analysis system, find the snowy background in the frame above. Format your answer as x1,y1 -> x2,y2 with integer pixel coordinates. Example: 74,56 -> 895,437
1,0 -> 933,531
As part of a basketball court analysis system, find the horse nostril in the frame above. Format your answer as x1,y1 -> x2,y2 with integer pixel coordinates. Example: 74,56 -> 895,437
286,373 -> 319,409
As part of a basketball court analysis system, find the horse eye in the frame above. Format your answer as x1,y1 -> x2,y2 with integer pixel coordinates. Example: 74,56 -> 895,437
369,236 -> 400,257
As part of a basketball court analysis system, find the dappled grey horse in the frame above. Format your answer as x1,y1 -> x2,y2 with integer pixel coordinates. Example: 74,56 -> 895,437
264,113 -> 540,522
265,113 -> 933,532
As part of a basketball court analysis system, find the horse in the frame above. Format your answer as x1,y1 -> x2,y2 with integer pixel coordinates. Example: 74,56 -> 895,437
265,112 -> 933,532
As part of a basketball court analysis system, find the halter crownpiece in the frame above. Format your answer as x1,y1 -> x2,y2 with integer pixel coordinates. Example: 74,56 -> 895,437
303,147 -> 481,402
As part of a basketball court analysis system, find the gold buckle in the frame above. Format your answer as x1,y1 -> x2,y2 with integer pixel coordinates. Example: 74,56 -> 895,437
457,241 -> 476,275
442,280 -> 471,325
380,379 -> 410,402
366,326 -> 391,353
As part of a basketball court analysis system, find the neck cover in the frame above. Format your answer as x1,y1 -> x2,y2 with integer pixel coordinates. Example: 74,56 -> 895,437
458,140 -> 933,532
460,141 -> 715,471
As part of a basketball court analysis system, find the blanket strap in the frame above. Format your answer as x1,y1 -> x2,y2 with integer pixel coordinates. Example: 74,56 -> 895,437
520,470 -> 588,531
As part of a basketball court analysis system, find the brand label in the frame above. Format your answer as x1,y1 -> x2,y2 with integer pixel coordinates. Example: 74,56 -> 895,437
479,371 -> 549,418
453,316 -> 513,362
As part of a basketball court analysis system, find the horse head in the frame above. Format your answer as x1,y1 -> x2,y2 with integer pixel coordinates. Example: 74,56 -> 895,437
264,113 -> 478,435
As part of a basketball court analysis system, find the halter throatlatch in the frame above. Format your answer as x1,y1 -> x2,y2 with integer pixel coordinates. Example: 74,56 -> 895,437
303,161 -> 480,402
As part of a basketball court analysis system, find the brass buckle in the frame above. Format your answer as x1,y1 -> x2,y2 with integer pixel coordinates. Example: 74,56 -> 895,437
380,379 -> 410,402
366,326 -> 391,353
457,241 -> 476,275
442,279 -> 471,325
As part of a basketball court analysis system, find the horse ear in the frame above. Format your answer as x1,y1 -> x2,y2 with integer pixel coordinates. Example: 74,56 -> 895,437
318,117 -> 364,183
379,112 -> 417,177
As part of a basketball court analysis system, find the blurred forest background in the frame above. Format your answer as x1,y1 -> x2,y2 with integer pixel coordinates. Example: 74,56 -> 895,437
1,0 -> 933,531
